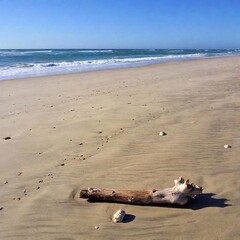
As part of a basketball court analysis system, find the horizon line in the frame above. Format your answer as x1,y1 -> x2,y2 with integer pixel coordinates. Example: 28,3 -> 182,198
0,48 -> 239,50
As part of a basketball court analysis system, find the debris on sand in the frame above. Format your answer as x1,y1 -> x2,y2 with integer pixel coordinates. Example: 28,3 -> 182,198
112,209 -> 126,223
3,137 -> 11,140
224,144 -> 231,149
159,131 -> 167,136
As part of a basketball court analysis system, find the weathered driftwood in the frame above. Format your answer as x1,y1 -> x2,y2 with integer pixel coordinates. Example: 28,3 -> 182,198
80,177 -> 203,206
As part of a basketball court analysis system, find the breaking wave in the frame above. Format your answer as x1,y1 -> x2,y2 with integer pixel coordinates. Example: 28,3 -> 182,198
1,49 -> 240,80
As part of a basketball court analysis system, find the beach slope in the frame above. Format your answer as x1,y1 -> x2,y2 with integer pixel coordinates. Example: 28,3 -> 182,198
0,57 -> 240,239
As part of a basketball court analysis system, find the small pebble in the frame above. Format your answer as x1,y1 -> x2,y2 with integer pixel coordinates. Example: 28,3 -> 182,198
159,131 -> 167,136
224,144 -> 231,149
3,137 -> 11,140
0,207 -> 3,211
18,197 -> 21,201
18,172 -> 22,176
4,181 -> 8,184
60,163 -> 65,166
98,131 -> 102,134
37,186 -> 40,190
94,226 -> 99,230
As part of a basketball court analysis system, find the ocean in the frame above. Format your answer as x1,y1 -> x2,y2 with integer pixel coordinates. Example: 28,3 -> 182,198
0,49 -> 239,80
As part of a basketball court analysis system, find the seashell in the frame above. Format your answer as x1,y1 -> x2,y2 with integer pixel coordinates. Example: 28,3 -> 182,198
224,144 -> 231,149
159,131 -> 167,136
112,209 -> 125,223
94,226 -> 99,229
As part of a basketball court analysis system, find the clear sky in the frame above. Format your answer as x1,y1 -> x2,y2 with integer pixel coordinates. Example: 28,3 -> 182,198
0,0 -> 240,49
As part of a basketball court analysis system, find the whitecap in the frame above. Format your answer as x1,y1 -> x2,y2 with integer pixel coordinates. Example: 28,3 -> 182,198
78,50 -> 113,53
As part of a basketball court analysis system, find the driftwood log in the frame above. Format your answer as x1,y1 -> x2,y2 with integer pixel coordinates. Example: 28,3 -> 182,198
80,177 -> 203,206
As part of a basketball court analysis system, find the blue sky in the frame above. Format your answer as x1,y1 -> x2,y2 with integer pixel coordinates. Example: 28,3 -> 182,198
0,0 -> 240,49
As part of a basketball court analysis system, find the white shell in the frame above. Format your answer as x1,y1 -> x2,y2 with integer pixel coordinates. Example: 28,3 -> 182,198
159,131 -> 166,136
112,209 -> 125,223
224,144 -> 231,149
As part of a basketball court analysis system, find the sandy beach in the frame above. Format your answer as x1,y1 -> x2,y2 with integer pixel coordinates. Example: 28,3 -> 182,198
0,56 -> 240,239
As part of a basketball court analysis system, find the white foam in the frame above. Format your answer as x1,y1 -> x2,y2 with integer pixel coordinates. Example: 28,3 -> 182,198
1,52 -> 239,80
24,50 -> 53,54
0,50 -> 52,56
78,50 -> 113,53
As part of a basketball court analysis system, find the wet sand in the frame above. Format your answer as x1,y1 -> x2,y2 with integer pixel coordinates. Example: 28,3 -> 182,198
0,56 -> 240,239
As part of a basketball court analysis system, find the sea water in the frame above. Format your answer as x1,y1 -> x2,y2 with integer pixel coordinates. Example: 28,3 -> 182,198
0,49 -> 239,80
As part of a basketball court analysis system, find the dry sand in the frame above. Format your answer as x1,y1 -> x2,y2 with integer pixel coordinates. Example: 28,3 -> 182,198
0,56 -> 240,239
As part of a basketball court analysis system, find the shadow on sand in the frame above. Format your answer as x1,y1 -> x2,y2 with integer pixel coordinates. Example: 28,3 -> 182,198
187,193 -> 231,210
122,214 -> 136,223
